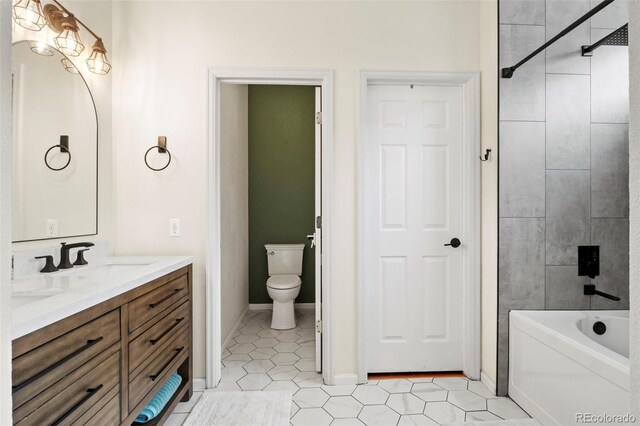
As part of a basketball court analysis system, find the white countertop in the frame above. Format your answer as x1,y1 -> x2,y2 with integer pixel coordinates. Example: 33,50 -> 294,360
11,256 -> 194,340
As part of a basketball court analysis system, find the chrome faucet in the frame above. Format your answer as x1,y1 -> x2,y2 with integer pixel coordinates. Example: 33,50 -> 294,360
58,242 -> 94,269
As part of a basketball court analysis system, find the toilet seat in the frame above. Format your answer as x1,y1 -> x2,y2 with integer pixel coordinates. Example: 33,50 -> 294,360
267,275 -> 301,290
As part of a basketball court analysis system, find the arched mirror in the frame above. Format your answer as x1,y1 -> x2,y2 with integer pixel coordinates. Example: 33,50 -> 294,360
12,40 -> 98,242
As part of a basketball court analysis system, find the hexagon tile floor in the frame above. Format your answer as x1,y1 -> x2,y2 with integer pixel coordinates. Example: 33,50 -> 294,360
167,309 -> 531,426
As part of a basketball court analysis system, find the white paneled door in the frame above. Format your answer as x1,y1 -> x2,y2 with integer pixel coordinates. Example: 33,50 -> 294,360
365,84 -> 464,372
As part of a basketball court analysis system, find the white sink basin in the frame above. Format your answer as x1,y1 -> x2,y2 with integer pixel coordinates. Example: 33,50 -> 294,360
69,263 -> 152,278
11,294 -> 51,308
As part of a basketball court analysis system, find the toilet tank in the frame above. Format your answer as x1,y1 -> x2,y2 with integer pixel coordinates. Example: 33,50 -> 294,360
265,244 -> 305,275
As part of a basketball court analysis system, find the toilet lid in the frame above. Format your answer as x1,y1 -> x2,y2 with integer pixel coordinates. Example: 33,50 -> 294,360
267,275 -> 301,289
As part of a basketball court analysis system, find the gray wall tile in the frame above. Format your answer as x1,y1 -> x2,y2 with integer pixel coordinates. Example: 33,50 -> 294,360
500,25 -> 546,121
546,74 -> 591,169
499,0 -> 545,25
590,0 -> 629,29
591,124 -> 629,218
546,0 -> 591,74
591,218 -> 630,309
499,218 -> 546,313
545,266 -> 591,309
498,0 -> 629,396
546,170 -> 591,264
499,122 -> 546,218
497,314 -> 509,397
591,29 -> 629,124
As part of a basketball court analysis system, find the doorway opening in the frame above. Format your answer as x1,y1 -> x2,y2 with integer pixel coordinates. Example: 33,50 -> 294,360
206,69 -> 334,389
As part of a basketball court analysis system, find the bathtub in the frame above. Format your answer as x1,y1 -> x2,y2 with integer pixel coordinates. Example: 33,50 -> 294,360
509,310 -> 630,425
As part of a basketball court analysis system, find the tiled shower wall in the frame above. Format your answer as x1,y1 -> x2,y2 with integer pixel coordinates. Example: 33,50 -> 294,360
497,0 -> 630,395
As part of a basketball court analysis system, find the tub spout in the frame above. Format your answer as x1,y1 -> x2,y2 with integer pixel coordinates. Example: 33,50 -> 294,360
584,284 -> 620,301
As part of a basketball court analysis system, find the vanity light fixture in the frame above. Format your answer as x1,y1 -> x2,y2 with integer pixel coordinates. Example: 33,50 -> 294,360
12,0 -> 47,31
27,40 -> 53,56
13,0 -> 111,75
86,39 -> 111,75
52,14 -> 84,57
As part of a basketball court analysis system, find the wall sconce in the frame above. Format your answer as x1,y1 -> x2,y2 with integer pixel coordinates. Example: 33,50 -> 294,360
12,0 -> 46,31
13,0 -> 111,75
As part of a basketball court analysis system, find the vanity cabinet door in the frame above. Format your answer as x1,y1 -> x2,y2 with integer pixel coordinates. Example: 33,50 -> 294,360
128,275 -> 189,332
12,309 -> 120,409
13,346 -> 120,426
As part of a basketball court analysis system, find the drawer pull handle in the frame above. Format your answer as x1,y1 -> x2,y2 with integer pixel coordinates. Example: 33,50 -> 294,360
150,317 -> 185,345
12,337 -> 104,393
149,289 -> 183,308
52,384 -> 104,426
150,347 -> 184,381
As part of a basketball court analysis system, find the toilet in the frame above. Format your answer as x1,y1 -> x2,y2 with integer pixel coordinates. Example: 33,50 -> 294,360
265,243 -> 305,330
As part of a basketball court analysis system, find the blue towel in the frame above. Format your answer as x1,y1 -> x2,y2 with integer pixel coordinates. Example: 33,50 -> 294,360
135,372 -> 183,423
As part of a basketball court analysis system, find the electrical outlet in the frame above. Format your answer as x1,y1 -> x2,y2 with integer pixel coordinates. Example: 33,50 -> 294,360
169,219 -> 181,237
46,219 -> 58,237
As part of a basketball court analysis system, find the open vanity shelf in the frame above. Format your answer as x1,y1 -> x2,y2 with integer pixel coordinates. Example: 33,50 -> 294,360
11,264 -> 193,426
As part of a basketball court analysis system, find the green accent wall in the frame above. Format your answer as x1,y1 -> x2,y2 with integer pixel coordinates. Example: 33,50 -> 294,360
248,85 -> 316,303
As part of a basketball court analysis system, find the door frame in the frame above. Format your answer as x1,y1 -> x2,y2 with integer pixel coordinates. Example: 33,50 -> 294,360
357,70 -> 481,383
206,68 -> 335,388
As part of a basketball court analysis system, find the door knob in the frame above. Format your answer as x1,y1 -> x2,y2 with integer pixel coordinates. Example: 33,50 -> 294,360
444,238 -> 461,248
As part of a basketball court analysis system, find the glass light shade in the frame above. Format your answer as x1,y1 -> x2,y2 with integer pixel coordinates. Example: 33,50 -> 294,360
12,0 -> 47,31
60,57 -> 79,74
86,41 -> 111,75
54,24 -> 84,57
27,40 -> 53,56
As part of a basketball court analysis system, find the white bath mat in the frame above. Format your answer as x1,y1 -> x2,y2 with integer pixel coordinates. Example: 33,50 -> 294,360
183,391 -> 292,426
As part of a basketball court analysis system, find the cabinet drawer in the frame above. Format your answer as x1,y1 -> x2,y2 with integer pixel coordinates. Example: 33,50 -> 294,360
14,348 -> 120,426
129,329 -> 189,409
72,392 -> 120,426
12,309 -> 120,409
70,383 -> 119,426
128,274 -> 189,332
130,300 -> 190,373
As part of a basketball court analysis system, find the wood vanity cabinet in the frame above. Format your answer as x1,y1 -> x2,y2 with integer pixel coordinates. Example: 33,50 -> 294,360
11,265 -> 193,426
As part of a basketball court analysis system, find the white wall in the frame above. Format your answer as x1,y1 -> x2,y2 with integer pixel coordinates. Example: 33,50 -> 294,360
0,0 -> 12,421
628,0 -> 640,417
111,0 -> 497,381
11,0 -> 113,251
480,0 -> 498,388
220,83 -> 249,345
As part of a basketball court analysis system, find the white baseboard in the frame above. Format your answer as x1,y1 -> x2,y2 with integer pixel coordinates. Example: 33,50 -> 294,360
193,378 -> 206,391
249,303 -> 315,311
480,371 -> 497,395
332,373 -> 358,386
222,305 -> 249,351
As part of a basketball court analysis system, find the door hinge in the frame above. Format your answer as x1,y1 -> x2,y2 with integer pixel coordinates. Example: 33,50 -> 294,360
316,111 -> 322,125
316,216 -> 322,229
316,319 -> 322,333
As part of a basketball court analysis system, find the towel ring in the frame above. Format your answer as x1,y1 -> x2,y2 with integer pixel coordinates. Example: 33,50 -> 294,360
144,136 -> 172,171
44,144 -> 71,171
